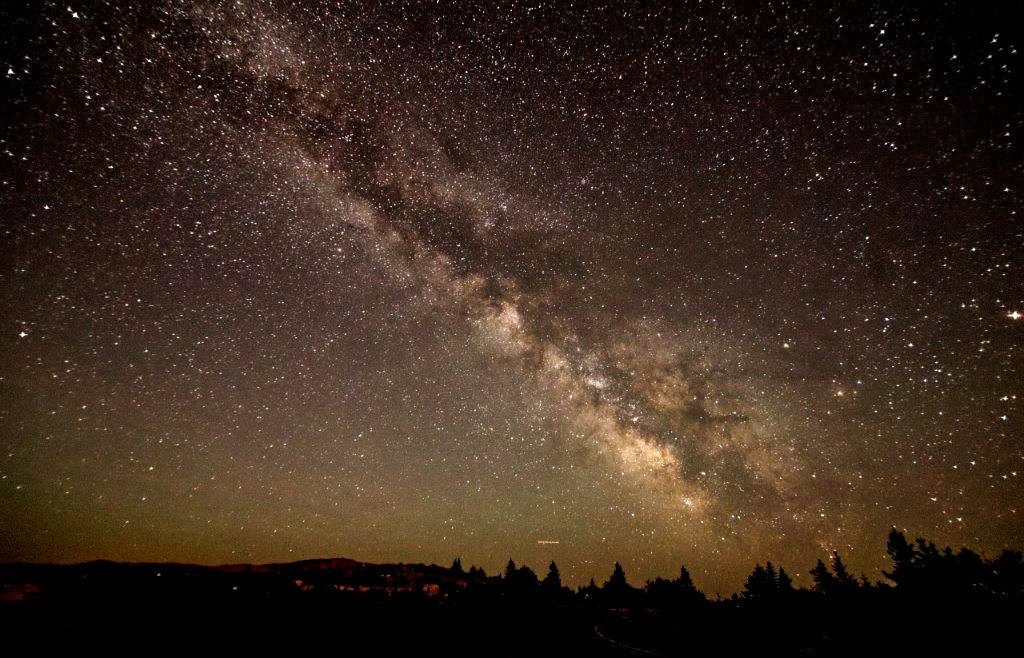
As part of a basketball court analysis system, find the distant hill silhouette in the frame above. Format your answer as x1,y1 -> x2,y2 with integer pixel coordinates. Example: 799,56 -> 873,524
2,529 -> 1021,656
0,556 -> 484,603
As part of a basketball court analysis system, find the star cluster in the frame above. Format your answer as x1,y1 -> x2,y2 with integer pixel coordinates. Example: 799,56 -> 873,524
1,1 -> 1021,593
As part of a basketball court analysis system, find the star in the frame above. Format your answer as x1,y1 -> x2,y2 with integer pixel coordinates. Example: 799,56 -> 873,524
17,330 -> 28,338
1008,310 -> 1022,321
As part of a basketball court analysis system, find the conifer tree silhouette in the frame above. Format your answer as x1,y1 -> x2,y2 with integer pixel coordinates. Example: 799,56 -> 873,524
542,561 -> 561,592
809,559 -> 837,594
743,563 -> 777,598
603,562 -> 633,607
830,552 -> 857,591
777,567 -> 794,592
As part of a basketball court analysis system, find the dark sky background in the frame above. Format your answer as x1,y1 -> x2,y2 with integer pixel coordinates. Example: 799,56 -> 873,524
1,0 -> 1021,594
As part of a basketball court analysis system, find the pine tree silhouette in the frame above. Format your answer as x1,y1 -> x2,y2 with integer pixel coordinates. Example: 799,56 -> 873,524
542,561 -> 561,592
831,552 -> 857,591
883,528 -> 919,588
809,559 -> 837,594
743,564 -> 777,598
777,567 -> 794,592
605,562 -> 627,589
603,562 -> 633,607
678,565 -> 695,589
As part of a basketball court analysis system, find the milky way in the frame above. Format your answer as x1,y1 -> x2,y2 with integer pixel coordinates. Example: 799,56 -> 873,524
1,1 -> 1021,593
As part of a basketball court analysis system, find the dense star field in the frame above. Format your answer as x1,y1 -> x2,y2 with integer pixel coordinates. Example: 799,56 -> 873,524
0,1 -> 1021,594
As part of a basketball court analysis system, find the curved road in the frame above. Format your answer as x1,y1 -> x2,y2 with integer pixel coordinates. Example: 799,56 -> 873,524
593,623 -> 668,657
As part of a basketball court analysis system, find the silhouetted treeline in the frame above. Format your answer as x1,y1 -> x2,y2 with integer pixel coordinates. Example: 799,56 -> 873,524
883,528 -> 1024,597
720,528 -> 1024,656
2,528 -> 1022,656
449,527 -> 1024,610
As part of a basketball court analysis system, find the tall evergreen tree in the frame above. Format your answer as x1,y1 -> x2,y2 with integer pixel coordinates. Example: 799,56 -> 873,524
605,562 -> 628,590
744,564 -> 764,596
677,565 -> 695,590
603,562 -> 634,607
810,559 -> 837,594
777,567 -> 794,592
884,528 -> 919,588
831,552 -> 857,590
542,561 -> 562,592
743,564 -> 776,598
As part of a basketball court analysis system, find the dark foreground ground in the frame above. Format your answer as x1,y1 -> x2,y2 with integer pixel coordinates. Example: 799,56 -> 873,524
3,594 -> 1018,656
1,559 -> 1019,656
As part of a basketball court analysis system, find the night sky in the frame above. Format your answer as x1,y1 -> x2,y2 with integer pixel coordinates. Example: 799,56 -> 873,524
1,1 -> 1021,594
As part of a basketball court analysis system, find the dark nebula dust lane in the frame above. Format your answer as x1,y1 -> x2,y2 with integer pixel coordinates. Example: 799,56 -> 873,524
0,1 -> 1021,593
